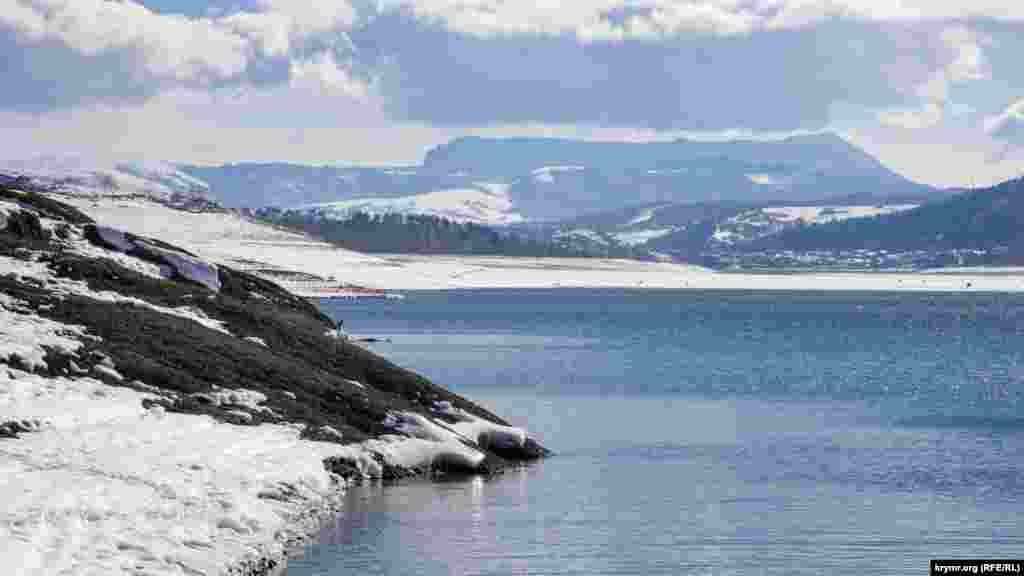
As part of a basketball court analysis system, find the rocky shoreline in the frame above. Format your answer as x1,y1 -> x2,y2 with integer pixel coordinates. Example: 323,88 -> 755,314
0,184 -> 547,575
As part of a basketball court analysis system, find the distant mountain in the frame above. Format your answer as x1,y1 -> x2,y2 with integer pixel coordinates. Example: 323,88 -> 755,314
181,133 -> 940,221
420,133 -> 936,219
181,163 -> 433,209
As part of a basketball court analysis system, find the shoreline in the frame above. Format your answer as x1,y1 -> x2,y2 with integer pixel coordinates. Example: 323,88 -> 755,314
51,197 -> 1024,296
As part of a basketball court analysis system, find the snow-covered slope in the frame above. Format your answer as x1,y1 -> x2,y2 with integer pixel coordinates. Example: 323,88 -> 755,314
1,187 -> 546,575
59,194 -> 1024,293
711,204 -> 919,245
1,157 -> 211,205
298,183 -> 523,226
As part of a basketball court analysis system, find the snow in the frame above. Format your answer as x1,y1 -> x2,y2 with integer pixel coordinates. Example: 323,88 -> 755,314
531,165 -> 584,184
627,207 -> 657,225
0,248 -> 230,336
0,337 -> 524,576
186,387 -> 281,418
55,197 -> 375,287
760,205 -> 919,224
2,200 -> 559,574
55,195 -> 1024,294
472,181 -> 511,197
554,228 -> 609,245
747,173 -> 781,186
0,158 -> 210,202
377,412 -> 485,469
300,185 -> 524,226
0,368 -> 348,576
94,226 -> 135,252
382,168 -> 418,176
91,364 -> 124,381
0,295 -> 92,371
134,240 -> 222,292
432,402 -> 526,451
612,227 -> 677,246
243,336 -> 268,347
123,299 -> 231,335
712,204 -> 920,245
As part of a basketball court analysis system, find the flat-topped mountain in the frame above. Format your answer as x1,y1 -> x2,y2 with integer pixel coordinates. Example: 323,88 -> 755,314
180,133 -> 938,222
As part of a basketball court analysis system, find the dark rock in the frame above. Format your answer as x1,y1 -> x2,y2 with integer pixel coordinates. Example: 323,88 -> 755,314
0,419 -> 43,439
0,187 -> 92,225
301,424 -> 346,444
2,210 -> 49,241
323,455 -> 363,482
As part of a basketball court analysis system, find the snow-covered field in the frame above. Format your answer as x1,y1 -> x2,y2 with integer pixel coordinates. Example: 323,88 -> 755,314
55,197 -> 1024,294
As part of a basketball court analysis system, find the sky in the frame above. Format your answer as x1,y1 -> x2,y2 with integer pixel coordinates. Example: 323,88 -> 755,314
2,0 -> 1024,187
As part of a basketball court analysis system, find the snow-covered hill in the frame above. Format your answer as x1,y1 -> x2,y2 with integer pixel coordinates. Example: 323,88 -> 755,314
0,185 -> 546,575
710,204 -> 919,245
297,182 -> 523,226
0,157 -> 212,206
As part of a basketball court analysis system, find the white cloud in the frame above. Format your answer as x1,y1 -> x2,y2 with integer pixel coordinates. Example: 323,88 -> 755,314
381,0 -> 1024,41
877,103 -> 945,130
0,0 -> 365,110
876,25 -> 989,130
290,52 -> 372,99
984,98 -> 1024,144
3,0 -> 251,80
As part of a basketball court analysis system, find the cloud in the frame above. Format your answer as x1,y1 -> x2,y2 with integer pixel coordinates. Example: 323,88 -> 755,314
875,25 -> 990,130
3,0 -> 1024,189
985,98 -> 1024,145
349,13 -> 990,134
0,0 -> 364,112
378,0 -> 1024,42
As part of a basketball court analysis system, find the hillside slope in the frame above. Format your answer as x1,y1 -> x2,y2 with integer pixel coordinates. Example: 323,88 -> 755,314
761,177 -> 1024,253
0,184 -> 546,575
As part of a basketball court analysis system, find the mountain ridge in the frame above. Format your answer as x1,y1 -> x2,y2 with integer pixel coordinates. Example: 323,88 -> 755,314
176,133 -> 939,219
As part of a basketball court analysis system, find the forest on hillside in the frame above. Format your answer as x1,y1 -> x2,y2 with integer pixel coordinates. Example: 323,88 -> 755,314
757,177 -> 1024,253
256,209 -> 636,258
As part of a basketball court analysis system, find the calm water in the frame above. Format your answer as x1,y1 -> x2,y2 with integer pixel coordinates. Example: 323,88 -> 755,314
287,289 -> 1024,575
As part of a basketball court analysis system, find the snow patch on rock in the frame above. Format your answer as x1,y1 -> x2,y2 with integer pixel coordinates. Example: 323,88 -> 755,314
432,401 -> 527,451
0,294 -> 91,371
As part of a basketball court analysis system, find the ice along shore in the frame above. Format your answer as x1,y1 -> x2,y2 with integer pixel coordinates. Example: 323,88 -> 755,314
0,184 -> 547,576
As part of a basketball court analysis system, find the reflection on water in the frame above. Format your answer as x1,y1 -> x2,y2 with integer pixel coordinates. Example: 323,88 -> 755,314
287,396 -> 1024,576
